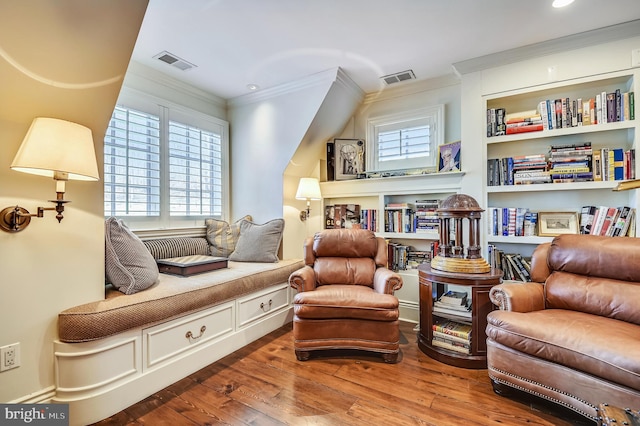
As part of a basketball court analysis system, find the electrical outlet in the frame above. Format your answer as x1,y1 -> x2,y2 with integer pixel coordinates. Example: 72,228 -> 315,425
0,343 -> 20,372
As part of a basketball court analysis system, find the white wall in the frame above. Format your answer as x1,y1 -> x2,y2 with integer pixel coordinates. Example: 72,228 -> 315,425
228,68 -> 364,260
0,1 -> 148,403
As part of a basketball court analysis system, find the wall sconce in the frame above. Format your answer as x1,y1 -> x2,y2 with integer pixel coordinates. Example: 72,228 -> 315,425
295,177 -> 321,221
0,117 -> 100,233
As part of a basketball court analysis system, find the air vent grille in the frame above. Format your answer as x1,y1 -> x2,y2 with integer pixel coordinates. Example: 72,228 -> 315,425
153,51 -> 196,71
381,70 -> 416,85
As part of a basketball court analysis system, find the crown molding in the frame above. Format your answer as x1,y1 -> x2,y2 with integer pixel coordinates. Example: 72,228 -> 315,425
452,19 -> 640,76
125,61 -> 227,109
228,67 -> 362,108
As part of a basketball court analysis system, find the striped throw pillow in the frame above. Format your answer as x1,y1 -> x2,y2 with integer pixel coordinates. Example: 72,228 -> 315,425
205,215 -> 252,257
105,217 -> 159,294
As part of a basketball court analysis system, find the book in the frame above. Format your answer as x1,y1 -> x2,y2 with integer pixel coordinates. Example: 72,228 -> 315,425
590,206 -> 608,235
432,320 -> 472,339
505,123 -> 543,134
438,290 -> 468,306
432,305 -> 471,318
326,141 -> 335,181
432,330 -> 470,345
431,338 -> 471,354
600,207 -> 620,236
580,206 -> 596,234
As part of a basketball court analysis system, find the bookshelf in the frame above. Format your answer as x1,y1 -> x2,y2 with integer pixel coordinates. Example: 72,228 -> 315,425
320,172 -> 463,322
483,70 -> 639,260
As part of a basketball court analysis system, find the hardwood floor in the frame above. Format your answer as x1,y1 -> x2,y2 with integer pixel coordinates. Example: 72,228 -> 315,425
93,322 -> 594,425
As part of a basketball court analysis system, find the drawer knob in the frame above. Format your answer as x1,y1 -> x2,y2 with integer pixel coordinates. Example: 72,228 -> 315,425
185,325 -> 206,341
260,299 -> 273,311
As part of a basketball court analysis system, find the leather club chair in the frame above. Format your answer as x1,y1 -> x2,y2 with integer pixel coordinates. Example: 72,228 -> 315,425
288,229 -> 403,363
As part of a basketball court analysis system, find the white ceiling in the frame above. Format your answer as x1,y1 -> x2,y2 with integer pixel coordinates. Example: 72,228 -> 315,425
131,0 -> 640,100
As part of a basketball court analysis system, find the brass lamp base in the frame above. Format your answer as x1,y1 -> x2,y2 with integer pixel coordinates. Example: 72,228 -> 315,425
431,255 -> 491,274
0,206 -> 31,233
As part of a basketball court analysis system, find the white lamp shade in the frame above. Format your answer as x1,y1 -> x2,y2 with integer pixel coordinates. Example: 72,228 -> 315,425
295,177 -> 322,200
11,117 -> 100,181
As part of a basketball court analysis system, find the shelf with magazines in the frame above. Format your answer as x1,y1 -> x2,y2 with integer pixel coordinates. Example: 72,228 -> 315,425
483,69 -> 639,260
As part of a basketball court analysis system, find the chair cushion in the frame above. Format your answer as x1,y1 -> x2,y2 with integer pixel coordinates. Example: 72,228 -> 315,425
293,285 -> 399,321
487,309 -> 640,392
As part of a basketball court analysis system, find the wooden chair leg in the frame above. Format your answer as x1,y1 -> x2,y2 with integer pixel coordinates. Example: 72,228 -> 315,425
491,378 -> 513,396
295,350 -> 310,361
382,352 -> 398,363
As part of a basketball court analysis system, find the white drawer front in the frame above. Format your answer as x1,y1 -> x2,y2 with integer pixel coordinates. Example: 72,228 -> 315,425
144,301 -> 234,369
237,284 -> 289,328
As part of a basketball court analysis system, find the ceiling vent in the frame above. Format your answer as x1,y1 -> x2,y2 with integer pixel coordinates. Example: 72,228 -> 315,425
381,70 -> 416,85
153,51 -> 197,71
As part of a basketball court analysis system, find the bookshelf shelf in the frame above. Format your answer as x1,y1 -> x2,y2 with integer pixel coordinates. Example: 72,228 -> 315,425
486,180 -> 619,193
483,69 -> 639,267
486,119 -> 635,145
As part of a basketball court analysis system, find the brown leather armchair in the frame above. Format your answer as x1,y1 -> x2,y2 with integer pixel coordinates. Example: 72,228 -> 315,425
288,229 -> 403,363
487,234 -> 640,422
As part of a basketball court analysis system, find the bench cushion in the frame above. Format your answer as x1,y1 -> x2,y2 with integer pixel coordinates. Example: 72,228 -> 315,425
59,259 -> 304,342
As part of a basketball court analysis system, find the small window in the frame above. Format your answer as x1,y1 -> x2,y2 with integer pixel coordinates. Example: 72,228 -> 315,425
366,105 -> 444,172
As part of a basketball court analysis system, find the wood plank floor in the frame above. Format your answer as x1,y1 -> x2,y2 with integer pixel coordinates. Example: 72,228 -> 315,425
93,322 -> 594,426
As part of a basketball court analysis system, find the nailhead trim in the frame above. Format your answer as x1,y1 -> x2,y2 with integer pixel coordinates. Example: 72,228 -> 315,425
489,368 -> 596,420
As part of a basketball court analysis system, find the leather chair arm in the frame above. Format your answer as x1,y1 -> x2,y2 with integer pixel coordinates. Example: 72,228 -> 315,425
489,282 -> 545,312
289,266 -> 318,292
373,268 -> 403,295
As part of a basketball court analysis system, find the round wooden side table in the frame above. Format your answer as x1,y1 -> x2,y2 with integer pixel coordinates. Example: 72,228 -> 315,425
418,263 -> 501,369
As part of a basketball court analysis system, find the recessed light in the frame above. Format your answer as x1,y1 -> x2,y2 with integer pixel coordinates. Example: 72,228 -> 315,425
247,84 -> 259,91
552,0 -> 575,8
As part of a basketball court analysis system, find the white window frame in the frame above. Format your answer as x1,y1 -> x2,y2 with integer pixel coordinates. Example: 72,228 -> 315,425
366,105 -> 444,172
105,87 -> 230,230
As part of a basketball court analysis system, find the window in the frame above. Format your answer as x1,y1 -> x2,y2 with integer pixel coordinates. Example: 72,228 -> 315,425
104,94 -> 229,229
366,105 -> 444,172
104,107 -> 160,217
168,121 -> 222,216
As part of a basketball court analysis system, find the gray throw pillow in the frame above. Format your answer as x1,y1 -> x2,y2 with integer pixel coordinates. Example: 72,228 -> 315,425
105,217 -> 159,294
228,218 -> 284,263
205,215 -> 252,257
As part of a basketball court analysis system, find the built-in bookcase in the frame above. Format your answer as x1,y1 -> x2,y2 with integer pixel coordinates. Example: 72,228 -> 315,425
483,70 -> 639,260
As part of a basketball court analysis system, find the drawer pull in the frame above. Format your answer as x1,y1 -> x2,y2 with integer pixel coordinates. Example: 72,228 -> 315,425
185,325 -> 206,341
260,299 -> 273,311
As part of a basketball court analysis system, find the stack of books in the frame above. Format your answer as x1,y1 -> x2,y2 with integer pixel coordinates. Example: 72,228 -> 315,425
432,290 -> 471,318
548,142 -> 593,183
431,319 -> 472,354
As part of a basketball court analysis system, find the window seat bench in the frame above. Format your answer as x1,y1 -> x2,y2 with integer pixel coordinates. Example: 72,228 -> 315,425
52,236 -> 303,426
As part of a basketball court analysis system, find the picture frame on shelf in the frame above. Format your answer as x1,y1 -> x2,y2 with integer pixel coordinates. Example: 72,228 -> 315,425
538,212 -> 579,236
437,141 -> 461,173
334,138 -> 365,180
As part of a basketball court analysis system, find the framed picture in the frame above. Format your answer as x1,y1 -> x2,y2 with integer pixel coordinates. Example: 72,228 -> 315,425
437,141 -> 461,172
334,139 -> 365,180
538,212 -> 579,236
